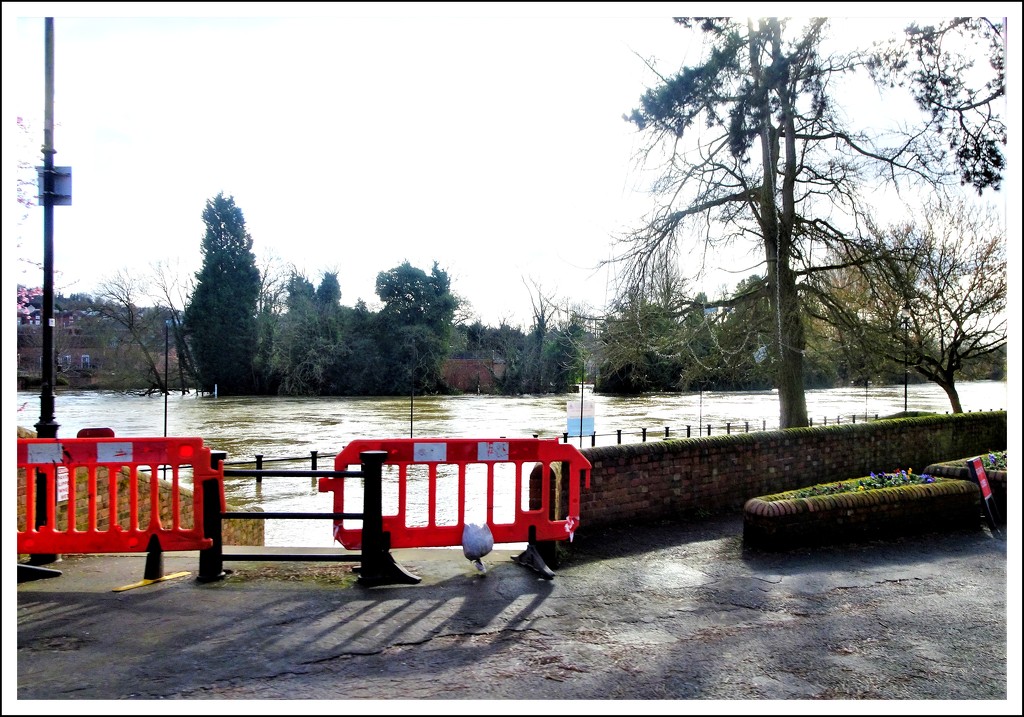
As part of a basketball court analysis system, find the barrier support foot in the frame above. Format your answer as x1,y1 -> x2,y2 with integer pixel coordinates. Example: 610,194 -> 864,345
513,544 -> 556,580
18,563 -> 63,583
357,551 -> 421,587
144,535 -> 165,581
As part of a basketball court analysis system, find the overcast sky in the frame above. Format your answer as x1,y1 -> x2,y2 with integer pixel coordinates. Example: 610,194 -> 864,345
5,3 -> 1019,329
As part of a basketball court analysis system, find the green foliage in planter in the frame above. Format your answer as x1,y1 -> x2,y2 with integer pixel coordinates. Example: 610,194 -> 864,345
972,450 -> 1006,471
758,469 -> 939,501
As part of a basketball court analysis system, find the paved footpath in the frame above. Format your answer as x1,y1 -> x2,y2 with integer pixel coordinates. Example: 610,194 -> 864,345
12,515 -> 1019,709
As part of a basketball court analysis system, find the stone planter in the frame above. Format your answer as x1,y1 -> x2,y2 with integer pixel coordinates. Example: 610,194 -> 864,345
923,462 -> 1007,523
743,477 -> 981,550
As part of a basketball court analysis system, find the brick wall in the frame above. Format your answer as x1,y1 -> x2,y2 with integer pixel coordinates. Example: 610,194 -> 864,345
442,357 -> 506,392
575,412 -> 1007,530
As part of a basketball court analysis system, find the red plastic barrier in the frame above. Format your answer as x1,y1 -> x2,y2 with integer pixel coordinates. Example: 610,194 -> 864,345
17,436 -> 223,555
321,438 -> 591,550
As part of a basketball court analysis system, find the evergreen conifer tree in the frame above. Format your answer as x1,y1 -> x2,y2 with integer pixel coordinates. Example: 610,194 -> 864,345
183,192 -> 261,395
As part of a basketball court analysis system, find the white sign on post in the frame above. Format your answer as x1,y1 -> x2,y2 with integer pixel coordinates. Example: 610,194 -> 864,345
566,399 -> 595,438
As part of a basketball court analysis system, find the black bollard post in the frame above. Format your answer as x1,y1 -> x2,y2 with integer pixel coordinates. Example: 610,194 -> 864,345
665,426 -> 670,439
642,427 -> 647,442
617,429 -> 622,444
726,422 -> 731,435
686,425 -> 691,438
255,454 -> 263,484
357,450 -> 419,586
197,451 -> 227,583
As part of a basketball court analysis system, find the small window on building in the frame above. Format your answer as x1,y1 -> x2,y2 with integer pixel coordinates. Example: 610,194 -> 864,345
81,354 -> 90,369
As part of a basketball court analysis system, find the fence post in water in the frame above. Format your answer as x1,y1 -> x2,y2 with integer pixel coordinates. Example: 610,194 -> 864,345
642,427 -> 647,442
745,421 -> 750,433
563,432 -> 569,443
706,424 -> 711,436
726,422 -> 731,435
591,432 -> 596,447
617,429 -> 622,444
686,425 -> 691,438
198,450 -> 227,583
255,454 -> 263,484
310,450 -> 318,486
852,415 -> 856,424
762,420 -> 766,431
665,426 -> 670,439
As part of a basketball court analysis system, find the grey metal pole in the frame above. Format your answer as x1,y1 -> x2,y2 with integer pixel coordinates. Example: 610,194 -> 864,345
409,342 -> 415,438
35,17 -> 59,440
903,348 -> 908,413
164,320 -> 170,436
903,314 -> 909,413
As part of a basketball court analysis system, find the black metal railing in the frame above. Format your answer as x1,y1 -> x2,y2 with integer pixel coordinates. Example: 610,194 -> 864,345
197,449 -> 420,587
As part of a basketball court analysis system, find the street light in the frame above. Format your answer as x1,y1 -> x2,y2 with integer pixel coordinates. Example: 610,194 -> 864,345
901,303 -> 911,414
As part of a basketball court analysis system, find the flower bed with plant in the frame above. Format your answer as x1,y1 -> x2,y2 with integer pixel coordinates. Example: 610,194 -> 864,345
743,466 -> 982,550
923,450 -> 1008,522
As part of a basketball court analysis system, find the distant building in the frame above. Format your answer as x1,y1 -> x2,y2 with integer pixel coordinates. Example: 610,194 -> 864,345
442,352 -> 506,393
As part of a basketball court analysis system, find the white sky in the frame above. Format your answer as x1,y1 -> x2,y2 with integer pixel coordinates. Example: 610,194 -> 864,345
4,3 -> 1020,330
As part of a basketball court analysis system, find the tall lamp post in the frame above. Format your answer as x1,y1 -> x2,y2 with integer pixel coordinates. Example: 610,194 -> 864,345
901,304 -> 911,414
35,17 -> 60,440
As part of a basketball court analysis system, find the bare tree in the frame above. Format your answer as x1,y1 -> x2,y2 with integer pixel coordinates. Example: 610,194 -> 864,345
819,199 -> 1006,412
93,271 -> 171,394
864,198 -> 999,411
613,17 -> 1005,427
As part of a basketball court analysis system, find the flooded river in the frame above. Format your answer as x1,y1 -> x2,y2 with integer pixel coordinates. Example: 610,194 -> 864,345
16,381 -> 1010,547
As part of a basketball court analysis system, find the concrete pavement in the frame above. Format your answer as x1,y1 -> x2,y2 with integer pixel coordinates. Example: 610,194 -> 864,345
12,514 -> 1017,708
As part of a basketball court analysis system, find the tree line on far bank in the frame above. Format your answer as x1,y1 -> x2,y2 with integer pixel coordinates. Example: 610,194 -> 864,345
19,186 -> 1004,413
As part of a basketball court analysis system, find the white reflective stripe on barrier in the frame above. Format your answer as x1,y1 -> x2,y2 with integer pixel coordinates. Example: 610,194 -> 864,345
27,443 -> 63,463
477,441 -> 508,460
413,443 -> 446,461
98,442 -> 133,462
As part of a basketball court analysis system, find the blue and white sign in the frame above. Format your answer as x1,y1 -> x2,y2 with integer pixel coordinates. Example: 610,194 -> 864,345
566,399 -> 595,437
